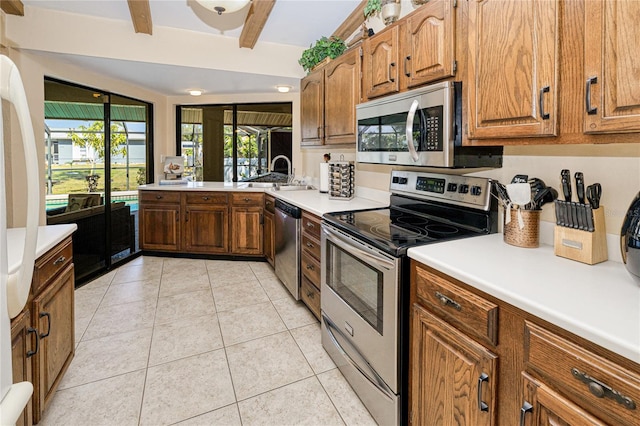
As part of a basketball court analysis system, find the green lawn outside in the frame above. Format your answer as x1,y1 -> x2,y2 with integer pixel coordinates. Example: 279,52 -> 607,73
48,163 -> 146,194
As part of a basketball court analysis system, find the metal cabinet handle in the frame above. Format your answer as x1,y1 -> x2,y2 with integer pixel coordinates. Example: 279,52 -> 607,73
586,76 -> 598,115
26,327 -> 40,358
571,367 -> 636,410
388,62 -> 396,83
317,126 -> 322,138
244,198 -> 250,202
53,255 -> 66,266
266,201 -> 272,206
539,86 -> 550,120
39,312 -> 51,339
404,56 -> 411,77
306,264 -> 315,271
435,291 -> 461,311
307,291 -> 315,299
306,242 -> 315,248
155,195 -> 163,200
176,211 -> 180,222
185,211 -> 189,222
478,373 -> 489,412
306,222 -> 315,229
519,402 -> 533,426
202,196 -> 210,201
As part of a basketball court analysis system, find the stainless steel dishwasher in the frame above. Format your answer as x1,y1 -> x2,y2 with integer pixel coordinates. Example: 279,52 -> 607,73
274,199 -> 301,300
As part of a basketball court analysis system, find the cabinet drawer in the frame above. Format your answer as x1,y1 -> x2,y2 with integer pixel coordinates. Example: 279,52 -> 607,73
301,250 -> 321,287
525,322 -> 640,425
302,211 -> 321,240
264,195 -> 275,214
140,191 -> 180,204
413,265 -> 498,346
32,238 -> 73,295
302,233 -> 321,261
300,276 -> 321,320
231,192 -> 264,206
185,192 -> 228,205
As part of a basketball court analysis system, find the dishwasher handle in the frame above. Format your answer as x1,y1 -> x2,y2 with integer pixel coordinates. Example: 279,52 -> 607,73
275,199 -> 302,219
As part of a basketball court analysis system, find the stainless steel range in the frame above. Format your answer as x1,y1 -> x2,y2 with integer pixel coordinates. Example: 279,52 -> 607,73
320,170 -> 499,426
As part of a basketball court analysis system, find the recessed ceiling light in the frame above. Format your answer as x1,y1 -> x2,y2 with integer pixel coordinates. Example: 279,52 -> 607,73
276,85 -> 292,93
189,90 -> 203,96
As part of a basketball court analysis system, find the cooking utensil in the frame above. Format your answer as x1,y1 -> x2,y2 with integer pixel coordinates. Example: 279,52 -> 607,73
587,183 -> 601,209
506,183 -> 531,229
511,174 -> 529,184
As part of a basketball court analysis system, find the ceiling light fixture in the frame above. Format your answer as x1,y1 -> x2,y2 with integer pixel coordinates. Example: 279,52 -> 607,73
276,85 -> 292,93
189,90 -> 203,96
194,0 -> 251,15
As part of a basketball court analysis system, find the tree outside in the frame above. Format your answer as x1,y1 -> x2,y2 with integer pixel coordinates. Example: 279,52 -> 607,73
68,121 -> 128,175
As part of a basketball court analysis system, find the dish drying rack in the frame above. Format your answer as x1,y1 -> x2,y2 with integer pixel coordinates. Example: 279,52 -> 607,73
329,160 -> 354,200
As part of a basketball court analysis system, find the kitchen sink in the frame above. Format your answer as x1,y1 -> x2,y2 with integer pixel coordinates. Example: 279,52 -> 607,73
274,184 -> 316,191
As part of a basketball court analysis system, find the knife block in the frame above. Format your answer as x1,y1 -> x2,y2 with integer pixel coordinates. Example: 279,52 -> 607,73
554,206 -> 607,265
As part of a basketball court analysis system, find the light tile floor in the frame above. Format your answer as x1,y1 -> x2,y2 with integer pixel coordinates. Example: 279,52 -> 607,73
40,256 -> 377,426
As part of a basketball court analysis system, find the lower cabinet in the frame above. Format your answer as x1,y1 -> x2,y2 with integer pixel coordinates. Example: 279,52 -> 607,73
230,193 -> 264,255
139,191 -> 181,251
299,211 -> 322,319
11,309 -> 34,426
263,195 -> 275,266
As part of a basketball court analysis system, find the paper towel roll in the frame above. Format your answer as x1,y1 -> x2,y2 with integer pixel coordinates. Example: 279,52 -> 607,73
319,163 -> 329,193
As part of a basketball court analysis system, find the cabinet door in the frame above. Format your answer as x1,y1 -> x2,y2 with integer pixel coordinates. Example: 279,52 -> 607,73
520,373 -> 605,426
363,26 -> 400,99
139,204 -> 181,251
263,211 -> 275,266
184,205 -> 228,253
11,309 -> 34,426
231,207 -> 263,255
301,70 -> 324,146
324,48 -> 360,145
584,0 -> 640,133
467,0 -> 558,138
33,265 -> 75,423
402,0 -> 456,89
411,304 -> 497,426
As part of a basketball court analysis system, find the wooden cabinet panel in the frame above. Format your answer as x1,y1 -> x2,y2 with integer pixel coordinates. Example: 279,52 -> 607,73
184,205 -> 228,253
301,211 -> 321,240
301,233 -> 320,262
139,191 -> 181,204
301,70 -> 324,146
301,250 -> 320,287
363,26 -> 400,99
32,239 -> 72,295
401,0 -> 456,89
411,303 -> 498,426
584,0 -> 640,133
32,264 -> 74,423
231,192 -> 263,206
231,206 -> 263,255
300,276 -> 320,320
139,204 -> 181,251
185,192 -> 228,205
263,195 -> 275,266
11,309 -> 33,426
324,48 -> 360,145
466,0 -> 559,138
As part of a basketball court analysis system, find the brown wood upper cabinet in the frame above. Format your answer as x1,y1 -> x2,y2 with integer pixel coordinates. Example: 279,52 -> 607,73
466,0 -> 559,139
301,48 -> 360,146
362,26 -> 400,99
583,0 -> 640,134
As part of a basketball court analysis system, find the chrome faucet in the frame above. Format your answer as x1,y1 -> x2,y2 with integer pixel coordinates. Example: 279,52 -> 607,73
270,155 -> 293,182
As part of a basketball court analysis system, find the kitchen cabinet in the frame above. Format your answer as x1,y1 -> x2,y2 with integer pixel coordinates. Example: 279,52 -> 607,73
139,191 -> 181,251
183,192 -> 228,253
11,309 -> 34,426
583,0 -> 640,134
465,0 -> 559,139
362,26 -> 400,99
299,210 -> 321,319
263,194 -> 275,266
300,47 -> 360,146
230,192 -> 264,255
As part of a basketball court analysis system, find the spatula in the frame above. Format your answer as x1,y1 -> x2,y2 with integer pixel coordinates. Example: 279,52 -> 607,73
506,183 -> 532,229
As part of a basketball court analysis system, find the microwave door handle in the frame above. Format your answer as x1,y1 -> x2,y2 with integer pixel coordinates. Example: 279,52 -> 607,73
406,100 -> 420,162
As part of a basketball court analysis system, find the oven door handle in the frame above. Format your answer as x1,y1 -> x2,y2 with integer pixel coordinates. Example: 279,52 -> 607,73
405,99 -> 421,162
323,315 -> 396,401
323,226 -> 396,271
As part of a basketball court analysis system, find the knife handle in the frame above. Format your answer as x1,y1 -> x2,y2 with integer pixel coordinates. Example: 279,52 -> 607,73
561,169 -> 572,202
575,172 -> 585,204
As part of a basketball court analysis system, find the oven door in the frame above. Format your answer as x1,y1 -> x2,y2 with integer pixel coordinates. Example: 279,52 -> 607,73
320,223 -> 400,393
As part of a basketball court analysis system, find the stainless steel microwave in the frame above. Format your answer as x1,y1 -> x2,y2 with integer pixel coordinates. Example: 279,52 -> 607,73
356,81 -> 502,168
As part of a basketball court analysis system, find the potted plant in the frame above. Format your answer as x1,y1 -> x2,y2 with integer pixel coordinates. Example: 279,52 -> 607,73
364,0 -> 401,25
298,36 -> 347,73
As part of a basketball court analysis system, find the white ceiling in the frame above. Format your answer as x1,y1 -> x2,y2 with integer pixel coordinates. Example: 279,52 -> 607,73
20,0 -> 361,96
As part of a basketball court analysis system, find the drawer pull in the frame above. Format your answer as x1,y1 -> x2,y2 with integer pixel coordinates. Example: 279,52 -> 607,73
478,373 -> 489,412
519,402 -> 533,426
156,195 -> 163,200
26,327 -> 40,358
202,196 -> 210,201
307,291 -> 315,299
435,291 -> 461,311
39,312 -> 51,339
586,76 -> 598,115
53,255 -> 66,266
306,264 -> 315,271
306,242 -> 314,248
306,222 -> 315,229
244,198 -> 250,202
571,367 -> 636,410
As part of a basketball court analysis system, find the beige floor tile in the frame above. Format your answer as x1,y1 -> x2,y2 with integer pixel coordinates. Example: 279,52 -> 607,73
123,255 -> 165,268
272,296 -> 318,329
290,323 -> 336,374
40,370 -> 146,426
74,314 -> 92,343
100,278 -> 160,307
112,264 -> 162,284
163,257 -> 206,270
212,281 -> 269,312
140,350 -> 236,426
258,277 -> 291,301
80,269 -> 116,288
59,328 -> 152,389
174,404 -> 241,426
226,331 -> 314,401
217,301 -> 287,346
149,313 -> 223,366
82,299 -> 156,341
155,289 -> 215,325
207,261 -> 256,287
249,262 -> 278,280
159,267 -> 211,297
238,377 -> 344,426
317,369 -> 377,426
74,284 -> 108,319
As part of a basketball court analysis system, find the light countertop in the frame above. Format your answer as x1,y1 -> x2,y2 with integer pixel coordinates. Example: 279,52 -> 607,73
408,234 -> 640,364
7,225 -> 77,274
139,182 -> 257,191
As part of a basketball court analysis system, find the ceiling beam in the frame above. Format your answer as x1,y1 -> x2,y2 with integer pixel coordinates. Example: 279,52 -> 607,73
239,0 -> 276,49
332,0 -> 367,42
1,0 -> 24,16
127,0 -> 153,35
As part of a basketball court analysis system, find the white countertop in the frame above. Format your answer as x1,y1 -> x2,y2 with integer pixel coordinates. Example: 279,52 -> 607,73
7,225 -> 77,274
408,234 -> 640,364
139,182 -> 256,191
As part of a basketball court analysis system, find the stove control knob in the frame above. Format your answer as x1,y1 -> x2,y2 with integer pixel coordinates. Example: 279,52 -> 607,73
471,186 -> 482,196
459,184 -> 469,194
447,183 -> 458,192
399,177 -> 408,185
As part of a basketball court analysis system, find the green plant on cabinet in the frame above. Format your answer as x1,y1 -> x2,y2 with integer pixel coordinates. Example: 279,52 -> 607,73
298,36 -> 347,73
